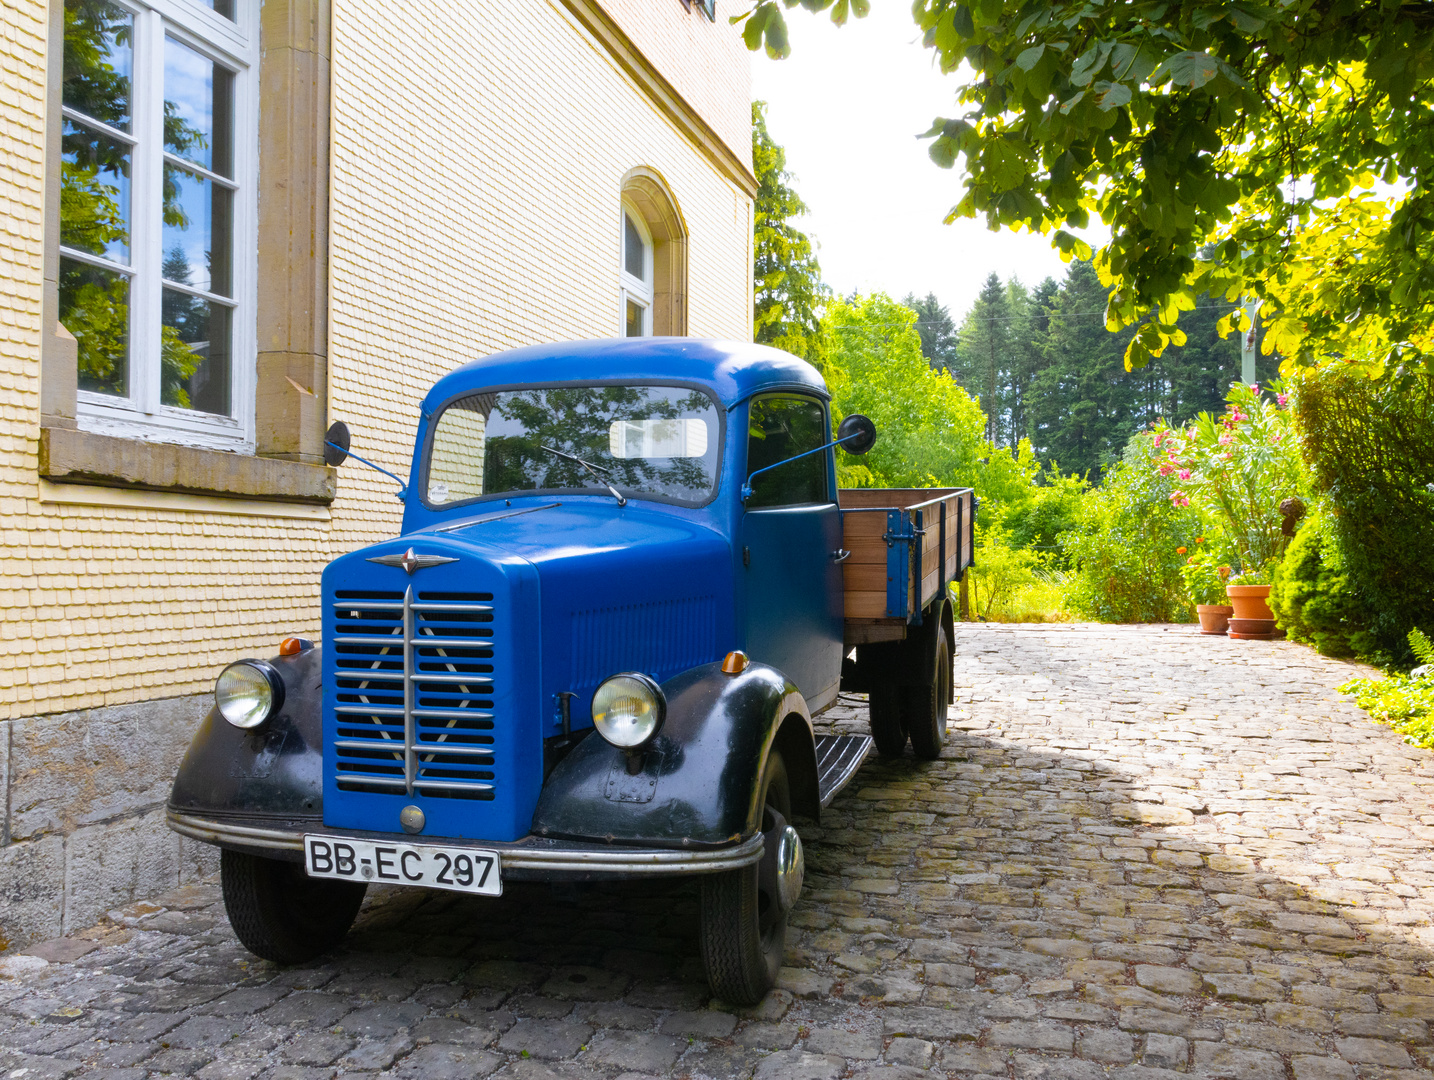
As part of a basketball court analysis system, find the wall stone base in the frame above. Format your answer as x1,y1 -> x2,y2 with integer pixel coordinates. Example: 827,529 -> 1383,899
1,694 -> 219,949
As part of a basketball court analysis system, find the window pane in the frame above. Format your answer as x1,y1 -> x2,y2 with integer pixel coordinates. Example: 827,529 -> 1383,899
63,0 -> 132,131
162,289 -> 231,415
162,163 -> 232,295
61,118 -> 130,262
197,0 -> 236,20
60,255 -> 129,398
428,406 -> 487,505
164,36 -> 234,177
745,396 -> 829,508
625,298 -> 645,338
429,385 -> 721,506
624,213 -> 646,280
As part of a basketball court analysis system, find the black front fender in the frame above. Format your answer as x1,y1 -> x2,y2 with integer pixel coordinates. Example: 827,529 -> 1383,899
531,661 -> 816,847
168,646 -> 324,826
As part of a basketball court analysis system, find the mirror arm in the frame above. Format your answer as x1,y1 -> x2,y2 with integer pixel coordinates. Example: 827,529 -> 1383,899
741,432 -> 859,502
326,441 -> 409,502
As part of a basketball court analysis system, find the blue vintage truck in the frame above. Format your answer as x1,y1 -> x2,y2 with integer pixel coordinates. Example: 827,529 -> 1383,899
167,338 -> 974,1003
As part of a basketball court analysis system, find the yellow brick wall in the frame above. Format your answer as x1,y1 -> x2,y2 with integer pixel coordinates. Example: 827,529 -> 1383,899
0,0 -> 752,720
325,0 -> 756,554
600,0 -> 753,168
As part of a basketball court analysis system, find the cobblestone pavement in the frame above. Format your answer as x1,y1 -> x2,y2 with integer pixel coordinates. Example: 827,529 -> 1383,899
3,623 -> 1434,1080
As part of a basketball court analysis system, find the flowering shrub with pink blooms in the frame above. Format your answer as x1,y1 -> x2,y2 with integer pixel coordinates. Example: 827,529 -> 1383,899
1150,382 -> 1305,581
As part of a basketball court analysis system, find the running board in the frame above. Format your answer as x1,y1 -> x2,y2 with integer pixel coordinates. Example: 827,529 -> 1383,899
815,734 -> 873,808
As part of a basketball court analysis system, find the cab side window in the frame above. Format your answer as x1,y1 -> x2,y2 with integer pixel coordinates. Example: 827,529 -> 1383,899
745,395 -> 829,508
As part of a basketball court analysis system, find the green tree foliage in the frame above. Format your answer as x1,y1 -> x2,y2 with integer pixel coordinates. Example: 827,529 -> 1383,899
900,292 -> 959,374
752,101 -> 828,368
824,293 -> 987,489
954,273 -> 1011,443
740,1 -> 1434,373
1061,433 -> 1198,622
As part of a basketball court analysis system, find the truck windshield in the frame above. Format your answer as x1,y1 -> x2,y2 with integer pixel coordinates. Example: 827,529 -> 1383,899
425,384 -> 722,507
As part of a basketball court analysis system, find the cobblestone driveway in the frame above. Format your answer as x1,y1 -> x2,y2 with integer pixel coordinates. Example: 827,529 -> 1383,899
3,624 -> 1433,1080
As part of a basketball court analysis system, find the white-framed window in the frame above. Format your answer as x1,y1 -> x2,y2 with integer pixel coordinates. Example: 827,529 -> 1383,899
620,204 -> 653,338
59,0 -> 258,451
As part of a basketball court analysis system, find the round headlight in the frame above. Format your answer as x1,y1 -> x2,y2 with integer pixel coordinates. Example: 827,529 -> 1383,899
215,660 -> 285,731
591,673 -> 666,749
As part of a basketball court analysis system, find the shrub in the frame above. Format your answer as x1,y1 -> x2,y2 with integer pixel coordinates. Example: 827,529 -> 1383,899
1339,630 -> 1434,749
1002,466 -> 1087,569
1293,367 -> 1434,666
966,523 -> 1045,619
1269,507 -> 1379,660
1061,433 -> 1199,623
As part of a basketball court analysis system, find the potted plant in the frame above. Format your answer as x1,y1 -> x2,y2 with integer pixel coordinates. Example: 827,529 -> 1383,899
1225,566 -> 1279,639
1152,382 -> 1304,640
1180,545 -> 1234,634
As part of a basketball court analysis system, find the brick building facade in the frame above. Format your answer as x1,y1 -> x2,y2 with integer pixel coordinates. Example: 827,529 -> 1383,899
0,0 -> 754,946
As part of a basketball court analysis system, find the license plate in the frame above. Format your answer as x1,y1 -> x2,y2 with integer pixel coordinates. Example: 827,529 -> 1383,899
303,835 -> 502,896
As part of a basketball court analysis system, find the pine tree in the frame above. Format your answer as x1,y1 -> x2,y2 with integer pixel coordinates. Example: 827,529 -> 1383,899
752,102 -> 828,367
900,292 -> 959,374
955,274 -> 1013,444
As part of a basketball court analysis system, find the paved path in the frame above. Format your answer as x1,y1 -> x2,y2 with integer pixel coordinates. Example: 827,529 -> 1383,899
2,624 -> 1433,1080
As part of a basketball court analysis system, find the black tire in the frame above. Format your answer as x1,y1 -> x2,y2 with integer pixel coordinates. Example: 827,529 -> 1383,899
868,682 -> 908,757
906,628 -> 951,761
700,749 -> 794,1005
221,849 -> 367,965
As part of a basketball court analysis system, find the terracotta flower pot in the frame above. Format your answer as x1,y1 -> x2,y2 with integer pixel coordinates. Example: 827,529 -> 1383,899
1228,617 -> 1278,641
1226,584 -> 1274,621
1196,604 -> 1234,635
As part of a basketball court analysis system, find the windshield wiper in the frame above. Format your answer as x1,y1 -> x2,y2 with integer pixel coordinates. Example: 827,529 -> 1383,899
541,445 -> 627,507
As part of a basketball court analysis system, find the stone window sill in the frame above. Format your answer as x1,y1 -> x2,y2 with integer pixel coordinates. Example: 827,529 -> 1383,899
40,426 -> 336,504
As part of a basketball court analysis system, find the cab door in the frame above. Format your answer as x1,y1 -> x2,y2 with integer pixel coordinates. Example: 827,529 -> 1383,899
739,394 -> 844,712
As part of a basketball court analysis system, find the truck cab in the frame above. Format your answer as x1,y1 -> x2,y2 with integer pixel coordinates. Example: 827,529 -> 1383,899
168,338 -> 972,1004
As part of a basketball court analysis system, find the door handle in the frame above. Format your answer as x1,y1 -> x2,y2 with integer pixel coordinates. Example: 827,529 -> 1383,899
832,549 -> 851,563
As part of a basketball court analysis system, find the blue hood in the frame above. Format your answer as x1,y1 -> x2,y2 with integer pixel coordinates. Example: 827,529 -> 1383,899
321,500 -> 734,842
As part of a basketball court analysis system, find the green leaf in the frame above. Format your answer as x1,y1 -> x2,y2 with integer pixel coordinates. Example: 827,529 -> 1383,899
741,5 -> 771,51
1094,81 -> 1132,110
1156,51 -> 1220,89
1016,45 -> 1045,71
929,136 -> 959,169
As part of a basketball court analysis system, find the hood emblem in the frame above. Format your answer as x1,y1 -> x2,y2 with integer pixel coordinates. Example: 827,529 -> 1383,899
367,547 -> 459,575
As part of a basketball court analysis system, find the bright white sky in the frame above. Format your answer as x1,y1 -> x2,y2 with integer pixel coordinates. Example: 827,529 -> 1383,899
749,4 -> 1108,321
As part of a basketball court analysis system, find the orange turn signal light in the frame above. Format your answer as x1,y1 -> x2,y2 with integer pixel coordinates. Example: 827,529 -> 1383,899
721,650 -> 749,675
279,637 -> 307,656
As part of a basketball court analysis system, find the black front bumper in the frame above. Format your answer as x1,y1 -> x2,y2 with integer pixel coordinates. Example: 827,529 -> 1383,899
166,808 -> 764,882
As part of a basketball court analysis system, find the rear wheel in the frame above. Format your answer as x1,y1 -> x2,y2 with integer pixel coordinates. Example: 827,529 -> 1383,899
867,683 -> 908,757
221,849 -> 366,964
700,749 -> 801,1005
906,629 -> 951,761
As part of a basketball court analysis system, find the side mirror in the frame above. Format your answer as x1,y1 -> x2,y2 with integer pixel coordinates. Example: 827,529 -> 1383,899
324,420 -> 350,467
836,413 -> 877,456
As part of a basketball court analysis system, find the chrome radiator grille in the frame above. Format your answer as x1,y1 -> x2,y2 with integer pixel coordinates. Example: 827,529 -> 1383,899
330,587 -> 497,800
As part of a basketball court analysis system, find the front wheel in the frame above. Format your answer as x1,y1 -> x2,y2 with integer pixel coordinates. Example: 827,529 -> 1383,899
700,749 -> 802,1005
868,683 -> 908,757
906,628 -> 952,761
221,849 -> 367,964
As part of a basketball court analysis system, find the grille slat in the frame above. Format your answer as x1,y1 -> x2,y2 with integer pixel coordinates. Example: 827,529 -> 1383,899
331,586 -> 498,801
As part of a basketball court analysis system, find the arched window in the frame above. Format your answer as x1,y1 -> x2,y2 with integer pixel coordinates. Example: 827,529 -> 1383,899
620,204 -> 653,337
619,168 -> 688,337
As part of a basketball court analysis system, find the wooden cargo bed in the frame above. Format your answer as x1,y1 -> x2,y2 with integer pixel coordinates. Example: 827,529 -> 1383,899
839,487 -> 976,644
